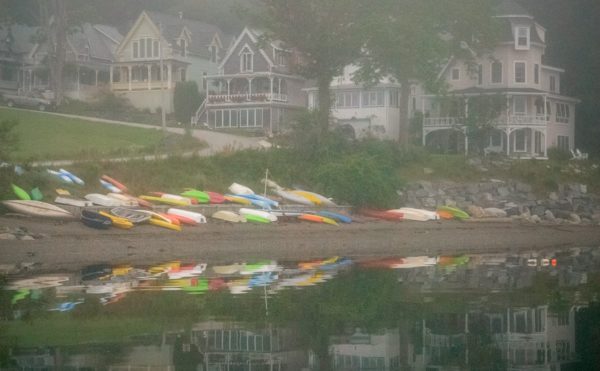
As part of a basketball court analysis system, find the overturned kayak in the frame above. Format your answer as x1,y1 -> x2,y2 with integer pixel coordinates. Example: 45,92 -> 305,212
437,205 -> 470,220
81,209 -> 112,230
211,210 -> 246,223
359,209 -> 404,221
388,208 -> 438,221
229,182 -> 254,195
298,213 -> 338,226
3,200 -> 73,219
273,188 -> 314,206
239,208 -> 277,222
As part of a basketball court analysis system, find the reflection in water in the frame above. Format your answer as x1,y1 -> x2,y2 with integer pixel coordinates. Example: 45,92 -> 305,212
1,248 -> 599,370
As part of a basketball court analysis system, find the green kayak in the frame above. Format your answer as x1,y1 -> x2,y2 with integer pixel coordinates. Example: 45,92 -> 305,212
11,184 -> 31,200
30,187 -> 43,201
437,205 -> 470,220
245,214 -> 271,224
181,189 -> 210,203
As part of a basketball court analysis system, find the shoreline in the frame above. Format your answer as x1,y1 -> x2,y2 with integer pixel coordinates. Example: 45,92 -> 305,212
1,216 -> 599,272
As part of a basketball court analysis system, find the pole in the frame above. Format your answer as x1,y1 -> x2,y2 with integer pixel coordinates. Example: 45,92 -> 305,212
159,22 -> 166,134
264,168 -> 269,197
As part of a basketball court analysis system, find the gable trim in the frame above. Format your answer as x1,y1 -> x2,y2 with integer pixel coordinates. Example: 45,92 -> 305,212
218,27 -> 274,70
116,11 -> 163,57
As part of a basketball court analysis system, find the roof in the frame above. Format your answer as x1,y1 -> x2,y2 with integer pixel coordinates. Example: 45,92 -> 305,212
450,86 -> 546,95
0,24 -> 38,56
497,18 -> 543,44
68,24 -> 123,62
495,0 -> 531,17
145,11 -> 230,58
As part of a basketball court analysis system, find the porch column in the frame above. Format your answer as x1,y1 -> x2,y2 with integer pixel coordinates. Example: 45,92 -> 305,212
543,128 -> 548,158
506,95 -> 511,155
167,63 -> 172,89
506,129 -> 510,155
464,129 -> 469,156
248,77 -> 253,98
109,65 -> 113,89
147,65 -> 152,90
95,69 -> 99,86
269,76 -> 274,101
227,79 -> 231,100
127,66 -> 132,91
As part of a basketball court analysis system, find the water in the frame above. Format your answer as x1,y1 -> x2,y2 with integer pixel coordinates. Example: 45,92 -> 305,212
1,247 -> 599,370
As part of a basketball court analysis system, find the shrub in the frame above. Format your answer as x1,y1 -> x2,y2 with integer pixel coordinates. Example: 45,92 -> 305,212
0,119 -> 19,162
547,146 -> 571,163
314,154 -> 400,208
173,81 -> 202,125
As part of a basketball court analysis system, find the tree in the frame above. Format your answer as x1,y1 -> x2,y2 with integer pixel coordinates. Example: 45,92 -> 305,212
356,0 -> 500,144
0,119 -> 19,162
173,81 -> 203,125
250,0 -> 370,136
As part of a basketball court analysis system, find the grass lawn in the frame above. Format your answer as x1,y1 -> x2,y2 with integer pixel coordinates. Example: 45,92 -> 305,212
0,107 -> 200,162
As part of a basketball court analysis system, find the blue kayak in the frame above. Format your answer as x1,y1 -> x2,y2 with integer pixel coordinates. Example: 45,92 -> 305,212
316,211 -> 352,224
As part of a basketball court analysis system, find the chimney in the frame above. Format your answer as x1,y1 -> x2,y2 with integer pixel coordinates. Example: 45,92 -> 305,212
178,11 -> 183,20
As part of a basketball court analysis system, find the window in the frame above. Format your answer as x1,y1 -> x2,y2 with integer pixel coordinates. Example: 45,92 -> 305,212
515,62 -> 526,83
535,131 -> 543,154
133,37 -> 158,59
515,130 -> 526,152
549,75 -> 556,92
139,39 -> 146,58
275,50 -> 287,66
491,62 -> 502,83
335,91 -> 360,108
556,103 -> 570,123
133,41 -> 139,58
451,68 -> 460,80
210,45 -> 217,63
513,96 -> 527,115
477,64 -> 483,85
557,135 -> 569,151
362,90 -> 384,107
534,64 -> 539,84
180,39 -> 187,57
389,89 -> 399,108
515,26 -> 530,49
240,46 -> 253,72
153,40 -> 159,58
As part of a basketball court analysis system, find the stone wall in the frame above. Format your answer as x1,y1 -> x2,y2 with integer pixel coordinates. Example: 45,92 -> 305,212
399,180 -> 600,225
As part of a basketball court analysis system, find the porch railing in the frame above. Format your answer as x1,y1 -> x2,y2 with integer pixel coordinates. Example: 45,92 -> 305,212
423,115 -> 547,128
207,93 -> 288,104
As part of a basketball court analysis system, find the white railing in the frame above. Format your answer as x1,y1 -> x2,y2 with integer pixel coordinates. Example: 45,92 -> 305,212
206,93 -> 288,104
424,115 -> 547,128
191,98 -> 207,126
423,117 -> 462,128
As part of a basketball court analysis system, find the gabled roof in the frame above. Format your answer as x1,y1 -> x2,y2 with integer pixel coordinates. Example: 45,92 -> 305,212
68,24 -> 123,62
218,27 -> 275,70
145,11 -> 229,58
0,24 -> 38,56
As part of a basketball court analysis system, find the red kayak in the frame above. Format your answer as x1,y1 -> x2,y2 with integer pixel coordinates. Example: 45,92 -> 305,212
165,213 -> 198,226
359,209 -> 404,221
206,191 -> 225,204
101,175 -> 129,193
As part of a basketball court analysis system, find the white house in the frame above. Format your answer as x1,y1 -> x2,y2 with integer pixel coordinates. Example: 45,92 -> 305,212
111,11 -> 227,113
421,0 -> 579,158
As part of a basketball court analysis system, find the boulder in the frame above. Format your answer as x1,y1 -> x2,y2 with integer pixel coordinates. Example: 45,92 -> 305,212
544,210 -> 556,222
515,182 -> 532,193
0,233 -> 16,240
484,208 -> 508,218
569,213 -> 581,224
467,205 -> 485,218
497,187 -> 511,197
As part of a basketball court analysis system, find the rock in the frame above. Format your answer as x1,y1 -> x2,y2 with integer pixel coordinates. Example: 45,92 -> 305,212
580,184 -> 588,194
515,182 -> 532,193
0,233 -> 16,240
569,213 -> 581,224
531,206 -> 545,216
531,215 -> 542,223
497,187 -> 511,197
468,158 -> 482,166
484,208 -> 507,218
505,207 -> 521,217
444,199 -> 457,207
19,235 -> 35,241
415,189 -> 429,198
423,198 -> 437,208
549,192 -> 559,201
553,210 -> 572,220
544,210 -> 556,222
467,205 -> 485,218
466,184 -> 480,195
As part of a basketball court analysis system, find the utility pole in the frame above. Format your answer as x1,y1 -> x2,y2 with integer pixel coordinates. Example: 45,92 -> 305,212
159,22 -> 166,134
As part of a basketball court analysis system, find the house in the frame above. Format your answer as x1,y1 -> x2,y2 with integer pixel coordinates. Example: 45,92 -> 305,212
192,27 -> 307,135
0,22 -> 122,101
421,0 -> 579,158
306,65 -> 407,140
111,11 -> 227,113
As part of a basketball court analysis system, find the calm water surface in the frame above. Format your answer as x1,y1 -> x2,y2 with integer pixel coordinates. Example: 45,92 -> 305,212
1,247 -> 600,370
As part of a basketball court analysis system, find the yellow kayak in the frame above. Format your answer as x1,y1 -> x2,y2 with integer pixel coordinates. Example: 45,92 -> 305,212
138,195 -> 189,206
99,211 -> 134,229
289,190 -> 321,205
224,195 -> 252,205
149,217 -> 182,231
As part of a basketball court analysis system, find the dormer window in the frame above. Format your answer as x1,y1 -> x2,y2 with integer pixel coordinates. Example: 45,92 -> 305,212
451,68 -> 460,81
515,27 -> 530,50
275,50 -> 288,66
240,46 -> 253,73
179,39 -> 187,57
210,45 -> 218,63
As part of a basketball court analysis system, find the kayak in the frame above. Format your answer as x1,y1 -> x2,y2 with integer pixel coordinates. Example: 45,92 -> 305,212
166,208 -> 207,223
11,184 -> 31,200
224,195 -> 253,206
298,213 -> 338,226
273,188 -> 314,206
81,209 -> 112,229
30,187 -> 43,201
148,218 -> 181,231
236,194 -> 279,208
98,211 -> 134,229
59,169 -> 85,185
235,196 -> 272,210
292,190 -> 336,206
2,200 -> 73,219
181,189 -> 210,203
206,191 -> 225,204
316,211 -> 352,223
244,214 -> 271,224
165,213 -> 198,225
229,182 -> 254,195
437,205 -> 470,220
138,195 -> 189,206
100,179 -> 122,193
388,208 -> 438,221
54,196 -> 93,207
47,169 -> 74,183
101,175 -> 128,193
211,210 -> 246,223
110,207 -> 151,223
85,193 -> 123,207
359,209 -> 404,221
239,208 -> 277,222
106,193 -> 139,207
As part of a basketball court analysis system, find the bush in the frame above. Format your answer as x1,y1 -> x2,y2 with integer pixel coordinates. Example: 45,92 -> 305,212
314,154 -> 400,208
0,119 -> 19,162
547,146 -> 571,163
173,81 -> 202,125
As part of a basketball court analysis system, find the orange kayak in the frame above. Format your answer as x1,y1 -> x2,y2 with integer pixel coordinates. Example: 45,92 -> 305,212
101,175 -> 129,193
298,214 -> 339,226
437,210 -> 454,220
359,209 -> 404,221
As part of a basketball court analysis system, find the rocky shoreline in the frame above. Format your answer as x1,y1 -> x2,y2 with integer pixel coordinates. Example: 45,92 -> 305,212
399,179 -> 600,225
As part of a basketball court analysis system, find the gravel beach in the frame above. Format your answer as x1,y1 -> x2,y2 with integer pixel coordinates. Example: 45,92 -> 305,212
1,215 -> 599,272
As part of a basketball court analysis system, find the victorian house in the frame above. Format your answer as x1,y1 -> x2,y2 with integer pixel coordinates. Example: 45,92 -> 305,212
421,0 -> 579,158
192,27 -> 306,135
111,11 -> 227,113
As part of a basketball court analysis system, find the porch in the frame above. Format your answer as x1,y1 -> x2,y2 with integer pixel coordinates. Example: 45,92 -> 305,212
206,74 -> 289,105
110,61 -> 188,91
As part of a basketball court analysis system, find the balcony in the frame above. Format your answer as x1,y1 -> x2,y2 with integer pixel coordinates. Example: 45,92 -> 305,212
423,115 -> 547,129
207,93 -> 288,105
111,81 -> 171,91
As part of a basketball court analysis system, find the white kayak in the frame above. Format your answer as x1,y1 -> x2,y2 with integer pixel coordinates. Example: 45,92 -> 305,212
273,189 -> 314,206
2,200 -> 74,219
85,193 -> 123,207
239,208 -> 278,222
54,196 -> 93,208
293,189 -> 337,206
106,193 -> 139,207
166,208 -> 207,223
388,208 -> 439,221
211,210 -> 246,223
229,182 -> 254,195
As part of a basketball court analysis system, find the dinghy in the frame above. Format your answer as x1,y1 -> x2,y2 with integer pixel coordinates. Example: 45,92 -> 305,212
110,208 -> 151,223
211,210 -> 246,223
2,200 -> 73,218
